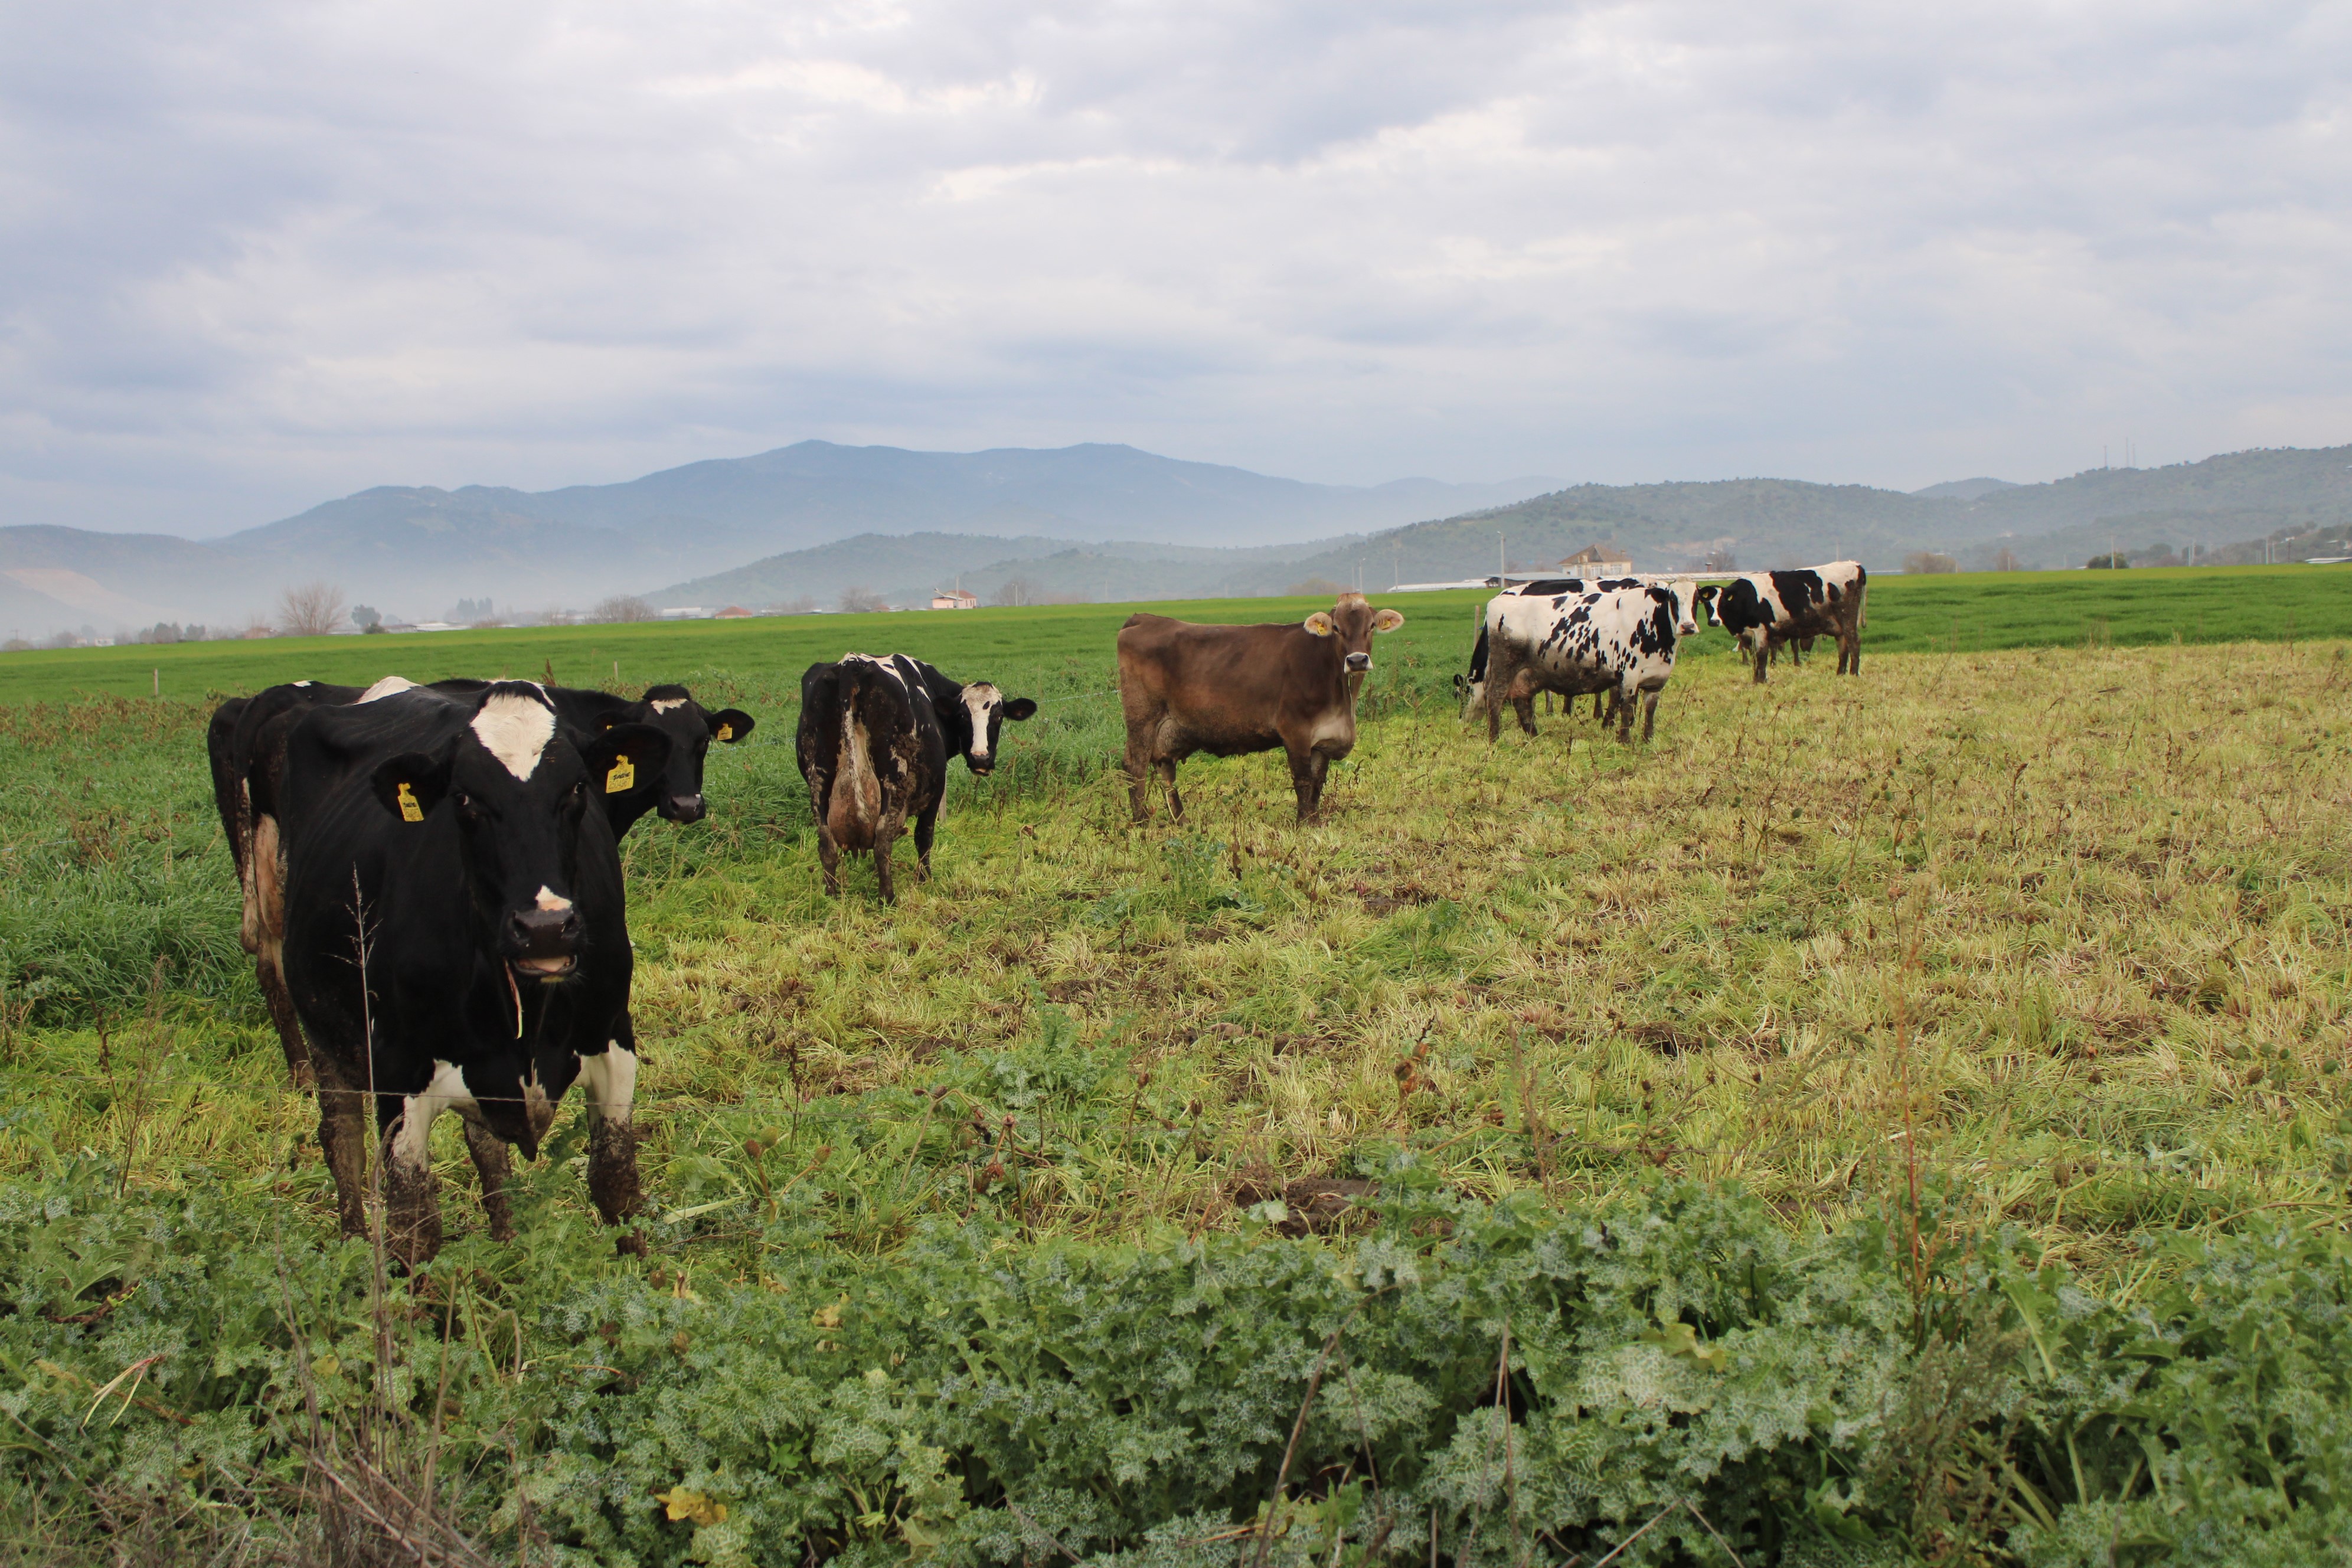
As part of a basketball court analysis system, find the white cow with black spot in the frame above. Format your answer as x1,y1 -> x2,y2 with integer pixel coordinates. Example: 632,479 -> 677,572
1460,580 -> 1700,743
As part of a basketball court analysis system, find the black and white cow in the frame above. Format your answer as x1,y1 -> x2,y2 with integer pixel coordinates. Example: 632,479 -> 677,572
274,681 -> 672,1263
380,678 -> 757,832
209,677 -> 753,1089
1452,577 -> 1649,724
1693,563 -> 1867,682
1461,580 -> 1700,743
795,653 -> 1036,901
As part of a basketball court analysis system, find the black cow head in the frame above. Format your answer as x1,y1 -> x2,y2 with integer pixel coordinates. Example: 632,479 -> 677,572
942,681 -> 1037,776
1304,592 -> 1406,675
1695,579 -> 1765,635
368,684 -> 671,982
632,685 -> 756,825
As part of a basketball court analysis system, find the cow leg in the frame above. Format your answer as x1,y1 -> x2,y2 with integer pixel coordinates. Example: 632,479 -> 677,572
1158,758 -> 1185,822
913,803 -> 939,881
579,1041 -> 644,1242
1511,675 -> 1539,737
312,1054 -> 371,1239
1122,730 -> 1155,823
256,957 -> 316,1089
814,812 -> 844,897
1640,691 -> 1660,743
380,1090 -> 447,1269
1751,636 -> 1771,684
1593,692 -> 1606,723
1840,629 -> 1860,675
461,1120 -> 517,1243
1615,682 -> 1639,743
1289,747 -> 1329,819
874,812 -> 903,903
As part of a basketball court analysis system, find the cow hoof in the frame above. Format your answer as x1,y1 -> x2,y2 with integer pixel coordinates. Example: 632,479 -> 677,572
613,1230 -> 648,1258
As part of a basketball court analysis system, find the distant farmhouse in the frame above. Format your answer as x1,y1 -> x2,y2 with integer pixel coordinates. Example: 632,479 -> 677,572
714,605 -> 754,619
1560,543 -> 1634,576
931,589 -> 980,610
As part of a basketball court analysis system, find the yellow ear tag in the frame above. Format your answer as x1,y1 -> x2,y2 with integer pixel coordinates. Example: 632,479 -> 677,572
395,782 -> 424,823
716,723 -> 734,741
605,756 -> 636,793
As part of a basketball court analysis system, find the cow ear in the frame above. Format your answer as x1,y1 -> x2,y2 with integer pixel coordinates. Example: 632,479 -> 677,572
584,723 -> 674,799
707,708 -> 755,744
371,750 -> 451,824
1372,608 -> 1405,633
1302,612 -> 1335,637
1000,697 -> 1038,722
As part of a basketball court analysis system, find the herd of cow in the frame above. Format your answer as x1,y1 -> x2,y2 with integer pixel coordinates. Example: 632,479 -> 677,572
200,560 -> 1865,1263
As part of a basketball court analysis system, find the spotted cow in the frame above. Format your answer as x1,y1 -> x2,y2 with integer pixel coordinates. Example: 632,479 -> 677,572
273,681 -> 673,1263
208,677 -> 753,1088
1462,580 -> 1699,743
1693,563 -> 1867,681
795,653 -> 1035,901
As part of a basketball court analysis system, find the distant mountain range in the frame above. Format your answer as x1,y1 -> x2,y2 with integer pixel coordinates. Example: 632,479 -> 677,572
660,444 -> 2352,609
3,439 -> 2349,640
0,442 -> 1556,636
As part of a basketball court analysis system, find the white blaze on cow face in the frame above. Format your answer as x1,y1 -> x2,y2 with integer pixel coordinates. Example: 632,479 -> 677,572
471,692 -> 558,780
358,675 -> 419,703
961,681 -> 1005,769
649,697 -> 686,713
1663,585 -> 1699,638
534,885 -> 573,912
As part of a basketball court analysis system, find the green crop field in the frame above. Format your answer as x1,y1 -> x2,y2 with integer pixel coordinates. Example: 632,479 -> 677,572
2,561 -> 2348,708
4,573 -> 2352,1565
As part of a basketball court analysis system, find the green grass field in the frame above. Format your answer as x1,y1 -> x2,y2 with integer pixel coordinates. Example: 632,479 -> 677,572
4,573 -> 2351,1564
2,561 -> 2346,707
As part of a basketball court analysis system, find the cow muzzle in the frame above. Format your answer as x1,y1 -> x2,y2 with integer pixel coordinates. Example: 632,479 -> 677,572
505,906 -> 582,979
1345,652 -> 1371,673
967,754 -> 994,776
661,793 -> 707,824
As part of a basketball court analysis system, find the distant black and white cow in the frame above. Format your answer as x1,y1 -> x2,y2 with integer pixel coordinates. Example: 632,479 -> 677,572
210,677 -> 753,1087
1694,563 -> 1867,682
273,681 -> 673,1263
795,654 -> 1035,901
1461,580 -> 1700,743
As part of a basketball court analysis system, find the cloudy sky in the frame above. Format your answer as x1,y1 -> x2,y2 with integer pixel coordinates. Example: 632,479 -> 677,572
3,1 -> 2346,534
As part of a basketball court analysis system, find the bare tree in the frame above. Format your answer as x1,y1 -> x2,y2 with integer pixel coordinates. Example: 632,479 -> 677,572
1282,576 -> 1344,598
989,577 -> 1043,608
277,582 -> 346,637
1992,547 -> 2024,572
1903,551 -> 1959,574
1700,547 -> 1739,573
838,586 -> 891,614
589,594 -> 655,623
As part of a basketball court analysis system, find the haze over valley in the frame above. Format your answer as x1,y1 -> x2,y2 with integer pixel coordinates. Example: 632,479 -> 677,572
5,438 -> 2348,643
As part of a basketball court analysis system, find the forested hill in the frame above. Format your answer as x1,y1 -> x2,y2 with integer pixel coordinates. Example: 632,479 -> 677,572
1275,443 -> 2352,580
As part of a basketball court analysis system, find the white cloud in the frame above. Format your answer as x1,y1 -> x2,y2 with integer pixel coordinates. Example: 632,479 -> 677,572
1,0 -> 2347,532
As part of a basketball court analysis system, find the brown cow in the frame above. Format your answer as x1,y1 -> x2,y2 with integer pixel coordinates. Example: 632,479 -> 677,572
1117,592 -> 1404,822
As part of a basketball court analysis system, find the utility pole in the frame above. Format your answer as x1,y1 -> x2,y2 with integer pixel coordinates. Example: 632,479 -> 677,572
1498,533 -> 1507,582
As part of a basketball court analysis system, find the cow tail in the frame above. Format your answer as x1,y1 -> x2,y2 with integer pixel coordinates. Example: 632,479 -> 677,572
1855,567 -> 1868,630
1468,621 -> 1491,684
